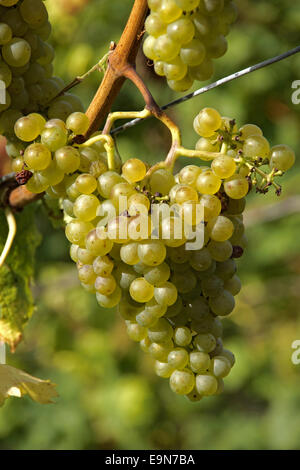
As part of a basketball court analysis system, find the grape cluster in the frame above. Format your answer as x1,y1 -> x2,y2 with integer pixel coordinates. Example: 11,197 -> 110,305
0,0 -> 83,143
9,106 -> 295,401
143,0 -> 238,91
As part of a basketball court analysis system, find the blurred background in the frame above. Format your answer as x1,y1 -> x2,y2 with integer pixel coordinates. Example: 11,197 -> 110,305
1,0 -> 300,450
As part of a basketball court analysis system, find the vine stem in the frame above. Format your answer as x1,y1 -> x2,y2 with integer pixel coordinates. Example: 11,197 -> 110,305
0,207 -> 16,269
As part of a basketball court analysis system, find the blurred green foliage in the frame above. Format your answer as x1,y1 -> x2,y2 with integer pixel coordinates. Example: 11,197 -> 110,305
1,0 -> 300,450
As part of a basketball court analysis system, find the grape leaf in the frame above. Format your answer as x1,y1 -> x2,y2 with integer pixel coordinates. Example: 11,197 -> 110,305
0,205 -> 42,351
0,364 -> 58,406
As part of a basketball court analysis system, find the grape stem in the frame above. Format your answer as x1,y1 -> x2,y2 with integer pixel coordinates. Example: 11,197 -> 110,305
0,207 -> 16,269
79,134 -> 116,170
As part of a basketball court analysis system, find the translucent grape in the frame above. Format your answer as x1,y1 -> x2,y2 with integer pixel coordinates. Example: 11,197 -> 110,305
168,348 -> 189,369
174,0 -> 200,11
2,38 -> 31,67
194,333 -> 216,352
96,286 -> 121,309
138,240 -> 166,266
239,123 -> 263,139
243,135 -> 270,159
14,115 -> 40,142
167,74 -> 194,92
195,374 -> 218,396
167,18 -> 195,44
120,242 -> 140,265
212,355 -> 231,378
129,277 -> 154,303
93,255 -> 114,276
95,274 -> 116,296
153,34 -> 180,61
269,144 -> 295,171
169,369 -> 195,395
154,281 -> 178,306
155,361 -> 174,378
85,229 -> 113,256
24,143 -> 51,170
66,112 -> 89,135
157,0 -> 182,23
180,39 -> 206,66
150,169 -> 175,195
122,158 -> 147,183
211,155 -> 236,178
164,57 -> 187,81
73,194 -> 100,221
20,0 -> 48,27
174,326 -> 192,347
65,220 -> 94,246
145,13 -> 167,37
194,108 -> 222,137
189,351 -> 210,373
223,175 -> 249,199
0,23 -> 12,45
196,170 -> 221,195
209,289 -> 235,316
199,194 -> 222,221
54,146 -> 80,173
207,215 -> 234,242
98,171 -> 123,198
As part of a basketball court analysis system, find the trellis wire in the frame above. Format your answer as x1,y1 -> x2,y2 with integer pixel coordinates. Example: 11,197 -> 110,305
111,45 -> 300,135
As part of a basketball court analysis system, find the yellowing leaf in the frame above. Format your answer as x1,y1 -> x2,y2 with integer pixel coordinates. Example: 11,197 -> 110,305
0,364 -> 58,406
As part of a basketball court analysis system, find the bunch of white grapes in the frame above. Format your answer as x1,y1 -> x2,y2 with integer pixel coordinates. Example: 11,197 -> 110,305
9,106 -> 295,401
0,0 -> 83,150
143,0 -> 238,91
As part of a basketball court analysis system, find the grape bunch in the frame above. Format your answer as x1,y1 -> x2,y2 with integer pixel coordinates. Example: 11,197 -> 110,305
10,106 -> 295,401
0,0 -> 83,144
143,0 -> 238,91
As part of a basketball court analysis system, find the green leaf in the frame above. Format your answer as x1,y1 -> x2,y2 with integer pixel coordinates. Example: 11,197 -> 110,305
0,204 -> 42,351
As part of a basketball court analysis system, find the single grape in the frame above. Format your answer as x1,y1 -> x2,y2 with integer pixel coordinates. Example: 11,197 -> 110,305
194,108 -> 222,137
196,170 -> 221,195
243,135 -> 270,159
54,146 -> 80,173
269,144 -> 295,171
95,274 -> 116,296
157,0 -> 182,23
24,142 -> 51,170
65,220 -> 94,247
153,34 -> 180,61
129,277 -> 154,303
154,360 -> 174,378
169,369 -> 195,395
85,228 -> 113,256
122,158 -> 147,183
96,286 -> 121,309
195,374 -> 218,396
14,115 -> 40,142
223,175 -> 249,199
180,39 -> 206,66
209,289 -> 235,316
154,281 -> 178,306
98,171 -> 123,198
145,13 -> 167,37
212,355 -> 231,378
239,123 -> 263,139
66,112 -> 89,135
207,215 -> 234,242
41,126 -> 67,152
93,255 -> 114,276
164,57 -> 188,81
167,17 -> 195,44
2,38 -> 31,67
0,23 -> 12,45
167,74 -> 194,92
174,326 -> 192,347
189,351 -> 210,373
78,265 -> 97,285
211,155 -> 236,178
168,348 -> 189,369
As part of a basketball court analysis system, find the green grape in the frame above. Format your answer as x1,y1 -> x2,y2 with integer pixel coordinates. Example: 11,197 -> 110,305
66,112 -> 89,135
115,263 -> 137,290
196,170 -> 221,195
212,355 -> 231,378
223,175 -> 249,199
36,42 -> 54,66
199,0 -> 224,16
186,388 -> 203,402
129,277 -> 154,303
110,182 -> 135,207
65,220 -> 94,246
201,275 -> 224,297
199,194 -> 220,221
220,348 -> 235,367
0,0 -> 19,5
269,144 -> 295,171
148,0 -> 162,11
189,247 -> 212,271
189,351 -> 210,373
193,12 -> 211,36
145,298 -> 167,317
154,60 -> 165,76
223,274 -> 241,296
120,242 -> 139,265
239,123 -> 263,139
34,20 -> 52,40
139,336 -> 152,353
174,185 -> 198,204
144,262 -> 170,286
243,135 -> 270,159
209,289 -> 235,316
155,361 -> 174,378
215,259 -> 236,281
73,194 -> 100,222
20,0 -> 48,27
0,23 -> 12,45
2,8 -> 28,36
165,296 -> 182,318
153,34 -> 180,61
93,255 -> 114,276
207,240 -> 232,261
149,340 -> 174,361
168,245 -> 190,264
74,174 -> 97,195
10,156 -> 24,173
180,39 -> 206,66
154,281 -> 178,306
167,18 -> 195,44
169,369 -> 195,395
60,92 -> 84,112
85,228 -> 113,256
62,198 -> 74,217
95,274 -> 116,296
107,216 -> 130,244
70,244 -> 79,263
76,247 -> 95,265
148,318 -> 173,343
14,115 -> 40,142
164,57 -> 187,81
23,143 -> 51,170
207,215 -> 234,242
171,270 -> 197,294
78,265 -> 97,285
195,374 -> 218,396
2,38 -> 31,67
26,172 -> 48,193
98,171 -> 123,198
89,160 -> 108,178
143,35 -> 158,61
194,333 -> 216,352
0,60 -> 12,87
157,0 -> 182,23
179,165 -> 201,187
168,348 -> 189,369
39,160 -> 64,186
96,285 -> 121,309
195,137 -> 219,154
54,146 -> 80,173
122,158 -> 147,183
145,13 -> 167,37
174,326 -> 192,347
137,240 -> 166,266
193,107 -> 222,137
136,309 -> 159,328
128,193 -> 150,216
189,57 -> 214,81
186,297 -> 210,321
211,155 -> 236,178
205,34 -> 227,58
0,109 -> 22,136
38,78 -> 61,105
150,168 -> 175,195
47,99 -> 73,121
167,74 -> 194,92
